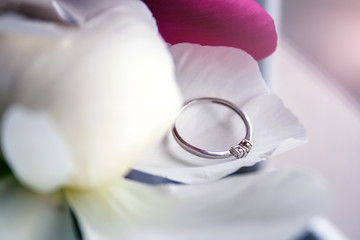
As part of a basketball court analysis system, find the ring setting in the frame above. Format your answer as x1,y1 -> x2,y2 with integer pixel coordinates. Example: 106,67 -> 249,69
172,97 -> 253,160
230,139 -> 253,159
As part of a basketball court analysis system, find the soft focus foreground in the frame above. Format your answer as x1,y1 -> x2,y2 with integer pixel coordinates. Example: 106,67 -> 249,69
0,1 -> 181,192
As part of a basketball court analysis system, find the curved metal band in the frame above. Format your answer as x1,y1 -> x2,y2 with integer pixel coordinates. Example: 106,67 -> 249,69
172,97 -> 253,159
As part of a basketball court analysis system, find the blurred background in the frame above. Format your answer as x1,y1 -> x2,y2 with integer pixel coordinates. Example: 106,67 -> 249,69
257,0 -> 360,239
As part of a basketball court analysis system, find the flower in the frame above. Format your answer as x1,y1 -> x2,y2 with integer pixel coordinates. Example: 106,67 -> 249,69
0,1 -> 326,240
0,0 -> 182,192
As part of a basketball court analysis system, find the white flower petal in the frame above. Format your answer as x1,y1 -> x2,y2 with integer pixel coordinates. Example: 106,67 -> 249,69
0,177 -> 77,240
66,170 -> 327,240
170,43 -> 269,104
1,104 -> 73,193
133,43 -> 306,183
244,94 -> 307,157
0,1 -> 181,189
0,13 -> 66,116
57,0 -> 157,27
0,12 -> 66,37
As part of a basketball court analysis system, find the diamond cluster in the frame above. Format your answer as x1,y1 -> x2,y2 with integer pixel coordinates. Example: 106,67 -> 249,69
230,139 -> 253,159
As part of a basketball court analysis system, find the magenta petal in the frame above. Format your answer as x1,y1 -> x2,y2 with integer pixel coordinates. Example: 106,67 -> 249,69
143,0 -> 277,60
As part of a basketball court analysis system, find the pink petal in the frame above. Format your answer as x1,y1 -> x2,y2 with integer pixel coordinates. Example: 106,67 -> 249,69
143,0 -> 277,60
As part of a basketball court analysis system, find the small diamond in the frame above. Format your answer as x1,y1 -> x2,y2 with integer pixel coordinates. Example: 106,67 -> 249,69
230,140 -> 252,159
230,145 -> 246,159
240,139 -> 253,150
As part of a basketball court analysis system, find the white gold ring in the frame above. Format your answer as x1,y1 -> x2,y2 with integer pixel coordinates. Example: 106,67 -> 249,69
172,97 -> 253,159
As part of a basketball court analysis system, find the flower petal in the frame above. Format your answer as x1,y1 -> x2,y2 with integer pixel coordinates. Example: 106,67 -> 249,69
1,0 -> 154,26
57,0 -> 158,27
143,0 -> 277,60
132,43 -> 306,183
0,177 -> 77,240
1,104 -> 73,193
0,1 -> 181,189
0,0 -> 70,24
0,12 -> 66,37
243,94 -> 307,157
170,43 -> 269,103
66,170 -> 327,240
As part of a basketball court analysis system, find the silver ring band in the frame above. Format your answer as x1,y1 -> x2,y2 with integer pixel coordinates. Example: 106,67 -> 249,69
172,97 -> 253,159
